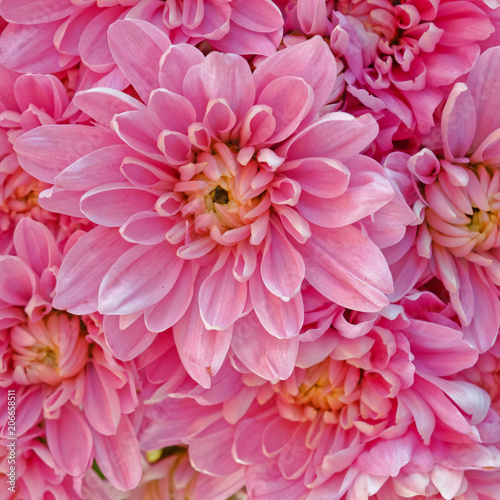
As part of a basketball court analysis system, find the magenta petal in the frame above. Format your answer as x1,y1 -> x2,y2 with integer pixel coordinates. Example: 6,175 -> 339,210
53,227 -> 133,314
108,19 -> 171,102
249,270 -> 304,339
199,252 -> 247,330
15,125 -> 119,183
232,311 -> 298,380
301,225 -> 392,312
83,361 -> 120,436
261,221 -> 304,300
46,404 -> 93,477
99,242 -> 183,315
92,415 -> 142,491
81,183 -> 158,227
103,315 -> 157,361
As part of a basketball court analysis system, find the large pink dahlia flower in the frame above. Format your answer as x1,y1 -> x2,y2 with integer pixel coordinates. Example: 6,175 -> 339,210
15,21 -> 412,387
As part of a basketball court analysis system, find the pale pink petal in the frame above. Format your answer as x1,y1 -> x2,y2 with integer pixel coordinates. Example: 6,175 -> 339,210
15,125 -> 119,183
53,227 -> 133,314
232,311 -> 299,380
99,242 -> 183,315
46,404 -> 93,477
108,19 -> 171,102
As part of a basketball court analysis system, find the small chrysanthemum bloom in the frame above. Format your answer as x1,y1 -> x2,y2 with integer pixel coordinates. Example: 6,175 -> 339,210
0,62 -> 92,254
278,0 -> 494,135
139,290 -> 498,499
398,46 -> 500,352
0,0 -> 283,76
0,218 -> 142,491
15,21 -> 411,387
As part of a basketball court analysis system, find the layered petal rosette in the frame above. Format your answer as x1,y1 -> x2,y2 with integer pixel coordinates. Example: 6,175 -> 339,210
395,46 -> 500,352
15,21 -> 407,387
0,0 -> 283,77
138,290 -> 499,499
0,218 -> 142,491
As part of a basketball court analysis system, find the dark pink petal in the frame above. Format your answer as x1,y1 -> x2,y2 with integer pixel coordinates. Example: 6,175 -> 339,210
103,315 -> 157,361
183,52 -> 255,123
79,6 -> 125,73
53,227 -> 133,314
73,88 -> 144,127
232,312 -> 298,380
283,157 -> 350,198
0,0 -> 74,22
441,83 -> 476,162
261,222 -> 304,300
249,271 -> 304,339
83,361 -> 120,436
173,275 -> 232,388
278,113 -> 379,162
0,256 -> 36,306
0,22 -> 78,73
46,404 -> 93,477
15,125 -> 119,183
54,144 -> 131,190
148,88 -> 196,133
230,0 -> 283,32
467,46 -> 500,150
92,415 -> 142,491
300,225 -> 392,312
254,36 -> 336,123
99,242 -> 183,315
111,110 -> 164,161
13,217 -> 60,277
144,262 -> 195,332
159,44 -> 205,95
199,251 -> 247,330
108,19 -> 171,102
81,183 -> 158,227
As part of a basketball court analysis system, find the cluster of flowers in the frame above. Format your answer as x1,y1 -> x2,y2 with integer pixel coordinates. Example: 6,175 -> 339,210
2,0 -> 500,498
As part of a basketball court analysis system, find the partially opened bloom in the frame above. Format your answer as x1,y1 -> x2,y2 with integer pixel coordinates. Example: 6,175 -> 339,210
0,0 -> 283,77
139,290 -> 499,499
15,21 -> 411,387
0,217 -> 142,491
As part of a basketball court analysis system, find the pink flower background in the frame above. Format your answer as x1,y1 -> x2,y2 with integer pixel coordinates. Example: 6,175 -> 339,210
1,0 -> 500,498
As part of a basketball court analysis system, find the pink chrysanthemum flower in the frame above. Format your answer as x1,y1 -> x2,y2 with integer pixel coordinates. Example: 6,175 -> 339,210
0,218 -> 142,491
0,0 -> 283,77
139,290 -> 499,499
0,63 -> 92,254
278,0 -> 494,136
394,46 -> 500,352
15,21 -> 412,387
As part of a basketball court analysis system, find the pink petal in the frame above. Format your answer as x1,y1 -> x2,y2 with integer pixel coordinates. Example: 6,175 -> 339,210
108,19 -> 171,102
232,311 -> 298,380
92,415 -> 142,491
230,0 -> 283,32
199,251 -> 247,330
0,0 -> 74,23
99,242 -> 183,315
119,211 -> 171,245
249,270 -> 304,339
148,88 -> 197,134
300,225 -> 393,312
80,183 -> 158,227
38,186 -> 85,218
15,125 -> 120,183
0,256 -> 36,306
53,227 -> 133,314
183,51 -> 255,123
46,404 -> 93,477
